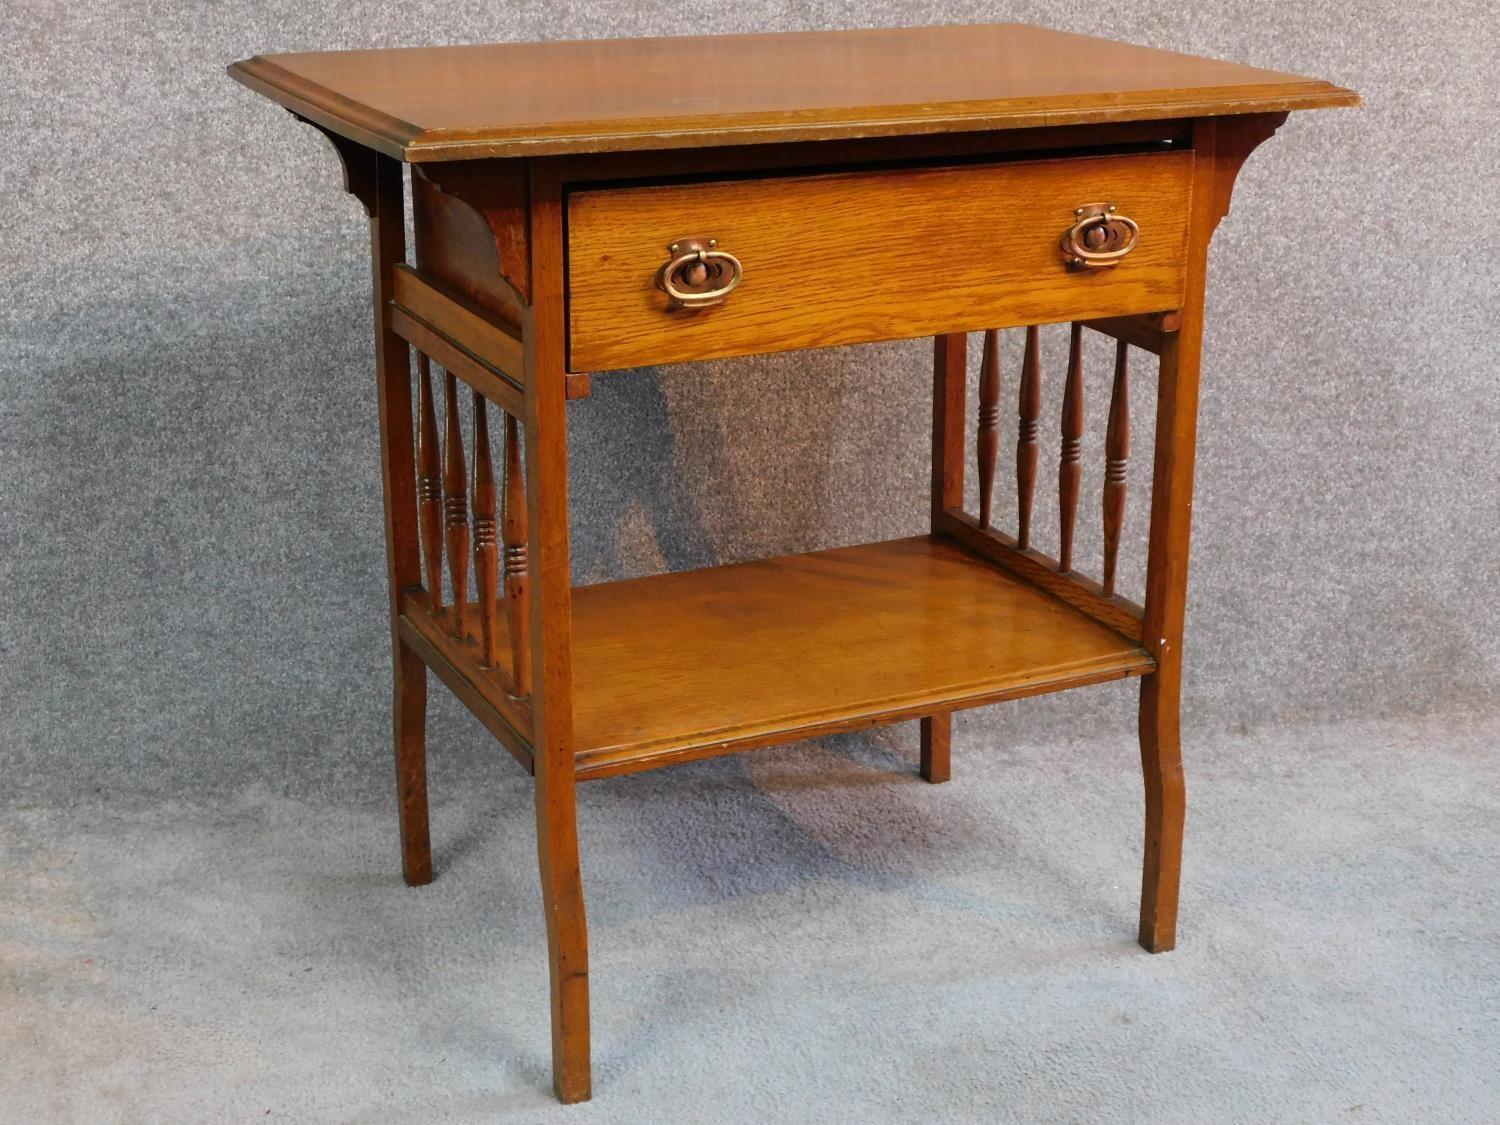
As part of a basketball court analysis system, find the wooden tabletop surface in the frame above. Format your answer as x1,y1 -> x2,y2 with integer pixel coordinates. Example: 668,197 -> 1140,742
228,23 -> 1358,161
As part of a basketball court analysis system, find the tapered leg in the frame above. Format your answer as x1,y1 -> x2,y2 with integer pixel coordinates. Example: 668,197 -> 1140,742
1137,674 -> 1184,951
527,160 -> 591,1103
1132,117 -> 1240,954
355,151 -> 432,887
1137,317 -> 1193,954
919,712 -> 951,783
394,640 -> 432,885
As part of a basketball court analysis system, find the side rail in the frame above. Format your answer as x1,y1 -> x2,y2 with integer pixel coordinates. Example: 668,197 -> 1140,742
935,314 -> 1180,645
387,265 -> 536,769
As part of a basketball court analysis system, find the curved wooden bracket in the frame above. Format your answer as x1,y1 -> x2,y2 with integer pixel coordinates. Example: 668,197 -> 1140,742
1203,111 -> 1288,234
293,112 -> 379,217
414,162 -> 532,305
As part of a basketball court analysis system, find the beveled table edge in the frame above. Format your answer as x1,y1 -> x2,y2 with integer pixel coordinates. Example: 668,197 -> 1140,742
227,52 -> 1359,163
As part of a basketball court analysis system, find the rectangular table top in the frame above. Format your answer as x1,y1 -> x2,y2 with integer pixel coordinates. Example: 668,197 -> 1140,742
228,23 -> 1357,162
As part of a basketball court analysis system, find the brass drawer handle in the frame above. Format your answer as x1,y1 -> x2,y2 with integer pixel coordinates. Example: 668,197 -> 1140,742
1060,204 -> 1139,270
656,238 -> 742,309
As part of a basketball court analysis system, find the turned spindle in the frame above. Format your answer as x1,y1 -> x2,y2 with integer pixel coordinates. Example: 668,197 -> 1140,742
1016,325 -> 1041,549
442,371 -> 470,635
1058,322 -> 1084,572
472,393 -> 500,666
977,329 -> 1001,528
503,411 -> 531,697
1102,340 -> 1130,597
416,355 -> 444,610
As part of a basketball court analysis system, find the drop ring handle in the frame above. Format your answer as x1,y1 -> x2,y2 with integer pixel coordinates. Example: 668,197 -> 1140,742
1060,204 -> 1140,269
656,238 -> 743,309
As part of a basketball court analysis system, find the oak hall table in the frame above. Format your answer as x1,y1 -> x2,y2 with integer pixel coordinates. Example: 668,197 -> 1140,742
228,25 -> 1357,1103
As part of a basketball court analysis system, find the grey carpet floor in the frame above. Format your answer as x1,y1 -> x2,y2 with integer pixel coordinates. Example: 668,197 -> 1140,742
4,712 -> 1497,1123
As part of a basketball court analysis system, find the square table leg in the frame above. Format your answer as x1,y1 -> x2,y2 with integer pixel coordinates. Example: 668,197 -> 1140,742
920,713 -> 952,783
361,150 -> 433,887
524,161 -> 592,1104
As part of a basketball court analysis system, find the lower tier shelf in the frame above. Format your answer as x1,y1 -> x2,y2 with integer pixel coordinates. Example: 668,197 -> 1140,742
403,535 -> 1154,780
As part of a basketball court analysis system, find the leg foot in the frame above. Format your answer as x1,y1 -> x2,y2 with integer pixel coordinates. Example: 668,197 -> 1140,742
536,784 -> 591,1102
920,712 -> 951,783
393,640 -> 432,886
1138,674 -> 1185,952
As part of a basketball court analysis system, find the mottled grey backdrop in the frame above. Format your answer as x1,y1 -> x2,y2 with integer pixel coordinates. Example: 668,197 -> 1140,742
3,1 -> 1496,800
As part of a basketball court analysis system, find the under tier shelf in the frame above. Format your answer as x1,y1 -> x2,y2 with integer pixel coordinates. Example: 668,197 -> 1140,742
402,535 -> 1153,780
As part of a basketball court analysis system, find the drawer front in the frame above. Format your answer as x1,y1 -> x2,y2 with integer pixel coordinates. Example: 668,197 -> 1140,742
567,150 -> 1193,372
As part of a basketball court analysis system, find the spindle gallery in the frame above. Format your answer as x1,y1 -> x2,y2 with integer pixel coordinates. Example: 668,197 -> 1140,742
972,325 -> 1132,590
228,23 -> 1358,1103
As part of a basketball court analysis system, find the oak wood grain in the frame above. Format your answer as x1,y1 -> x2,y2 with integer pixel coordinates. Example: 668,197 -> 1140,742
584,665 -> 1146,781
228,25 -> 1357,161
935,508 -> 1146,642
567,536 -> 1151,777
568,151 -> 1193,371
1134,117 -> 1236,955
1132,115 -> 1287,955
397,591 -> 534,772
365,154 -> 431,887
404,554 -> 1146,786
392,266 -> 524,385
416,161 -> 532,302
524,160 -> 592,1105
388,306 -> 525,420
413,167 -> 528,328
930,333 -> 968,521
240,28 -> 1356,1097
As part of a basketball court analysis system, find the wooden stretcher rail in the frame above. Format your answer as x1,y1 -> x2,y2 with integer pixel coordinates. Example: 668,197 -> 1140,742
397,590 -> 535,773
390,264 -> 592,401
1079,310 -> 1181,356
394,266 -> 526,380
572,661 -> 1149,782
390,304 -> 526,418
936,508 -> 1147,642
